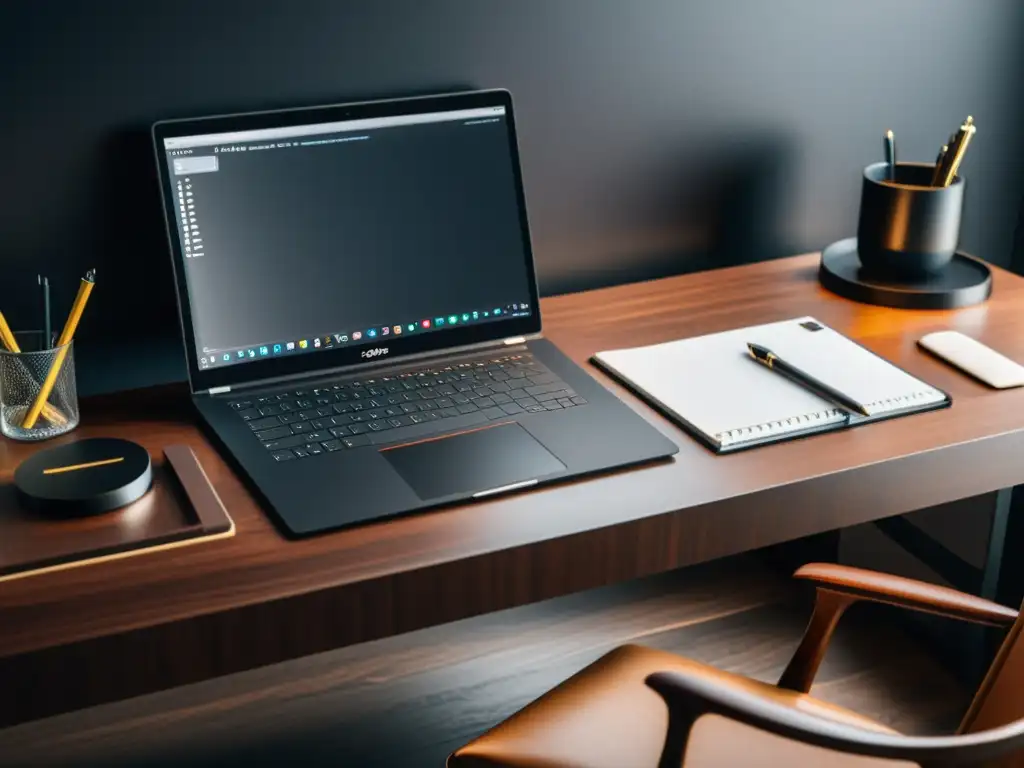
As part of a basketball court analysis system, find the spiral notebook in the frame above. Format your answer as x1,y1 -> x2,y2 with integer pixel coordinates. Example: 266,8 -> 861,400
593,317 -> 950,453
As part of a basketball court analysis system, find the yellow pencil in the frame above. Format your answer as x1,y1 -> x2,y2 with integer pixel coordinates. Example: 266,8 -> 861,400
0,311 -> 68,426
21,270 -> 95,429
0,311 -> 17,352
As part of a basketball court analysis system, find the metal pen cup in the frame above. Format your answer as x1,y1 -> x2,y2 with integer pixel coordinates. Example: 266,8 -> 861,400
856,161 -> 964,280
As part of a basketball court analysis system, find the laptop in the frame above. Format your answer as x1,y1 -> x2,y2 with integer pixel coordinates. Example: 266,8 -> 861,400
152,89 -> 677,536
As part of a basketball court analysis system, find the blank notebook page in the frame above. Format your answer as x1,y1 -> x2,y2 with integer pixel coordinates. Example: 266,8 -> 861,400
753,318 -> 946,416
594,317 -> 945,449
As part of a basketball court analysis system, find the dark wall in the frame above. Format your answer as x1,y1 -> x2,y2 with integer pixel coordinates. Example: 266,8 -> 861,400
3,0 -> 1023,394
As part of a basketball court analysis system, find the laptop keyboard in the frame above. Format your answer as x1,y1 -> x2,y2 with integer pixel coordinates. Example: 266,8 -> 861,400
227,353 -> 587,462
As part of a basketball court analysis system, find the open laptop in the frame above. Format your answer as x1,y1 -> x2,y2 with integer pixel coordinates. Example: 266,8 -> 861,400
152,89 -> 677,536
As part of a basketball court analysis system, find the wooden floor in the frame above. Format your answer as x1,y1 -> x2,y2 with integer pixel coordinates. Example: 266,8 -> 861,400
0,554 -> 968,767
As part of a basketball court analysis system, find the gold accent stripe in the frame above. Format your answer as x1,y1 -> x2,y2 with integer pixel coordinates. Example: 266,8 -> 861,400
377,422 -> 513,452
0,520 -> 235,585
43,456 -> 124,475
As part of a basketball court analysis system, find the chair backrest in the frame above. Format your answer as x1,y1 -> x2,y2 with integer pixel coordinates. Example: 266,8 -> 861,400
960,607 -> 1024,754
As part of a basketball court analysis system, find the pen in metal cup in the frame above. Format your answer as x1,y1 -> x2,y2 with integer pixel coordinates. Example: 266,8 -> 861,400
884,130 -> 896,182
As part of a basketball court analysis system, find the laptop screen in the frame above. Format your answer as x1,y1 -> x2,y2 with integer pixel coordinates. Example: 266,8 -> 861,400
155,92 -> 539,390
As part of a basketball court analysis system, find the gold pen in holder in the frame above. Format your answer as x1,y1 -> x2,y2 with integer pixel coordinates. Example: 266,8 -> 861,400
934,116 -> 975,187
940,123 -> 976,187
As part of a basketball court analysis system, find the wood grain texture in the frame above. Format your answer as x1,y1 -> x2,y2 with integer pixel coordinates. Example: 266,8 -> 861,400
0,445 -> 233,583
2,253 -> 1024,725
0,556 -> 967,768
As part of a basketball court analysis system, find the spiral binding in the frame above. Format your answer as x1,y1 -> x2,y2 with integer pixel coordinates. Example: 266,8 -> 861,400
715,388 -> 945,448
860,388 -> 946,417
716,408 -> 846,447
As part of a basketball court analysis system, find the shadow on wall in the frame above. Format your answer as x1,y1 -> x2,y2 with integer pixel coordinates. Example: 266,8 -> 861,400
539,130 -> 800,296
1012,197 -> 1024,276
68,126 -> 186,396
705,132 -> 799,269
0,127 -> 178,349
89,128 -> 181,342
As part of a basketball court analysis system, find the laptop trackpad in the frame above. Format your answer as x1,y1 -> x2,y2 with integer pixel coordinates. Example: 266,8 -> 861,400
381,423 -> 566,501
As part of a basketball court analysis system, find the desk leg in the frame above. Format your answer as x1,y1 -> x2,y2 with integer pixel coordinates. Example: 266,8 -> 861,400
843,489 -> 1019,685
906,487 -> 1016,682
981,488 -> 1013,603
976,488 -> 1015,678
993,486 -> 1024,607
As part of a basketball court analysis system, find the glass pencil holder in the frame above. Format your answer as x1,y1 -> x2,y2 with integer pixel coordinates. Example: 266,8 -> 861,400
0,331 -> 79,441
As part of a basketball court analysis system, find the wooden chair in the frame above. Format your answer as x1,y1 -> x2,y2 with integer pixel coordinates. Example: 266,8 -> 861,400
448,563 -> 1024,767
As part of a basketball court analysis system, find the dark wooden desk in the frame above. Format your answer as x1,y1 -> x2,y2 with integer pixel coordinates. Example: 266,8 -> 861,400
4,253 -> 1024,726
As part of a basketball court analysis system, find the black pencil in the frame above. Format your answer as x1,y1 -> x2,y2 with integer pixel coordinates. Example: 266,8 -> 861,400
39,275 -> 51,348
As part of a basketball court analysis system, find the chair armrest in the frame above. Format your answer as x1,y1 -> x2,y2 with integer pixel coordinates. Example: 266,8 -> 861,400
777,563 -> 1017,694
793,563 -> 1018,627
645,670 -> 1024,766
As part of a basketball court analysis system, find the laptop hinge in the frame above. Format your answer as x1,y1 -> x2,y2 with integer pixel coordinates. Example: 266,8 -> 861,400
207,385 -> 232,395
503,336 -> 527,345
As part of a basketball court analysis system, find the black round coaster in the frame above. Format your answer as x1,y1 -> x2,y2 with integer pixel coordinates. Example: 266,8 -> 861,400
819,237 -> 992,310
14,438 -> 153,517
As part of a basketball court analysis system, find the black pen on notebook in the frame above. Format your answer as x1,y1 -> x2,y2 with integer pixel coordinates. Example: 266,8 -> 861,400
746,342 -> 871,417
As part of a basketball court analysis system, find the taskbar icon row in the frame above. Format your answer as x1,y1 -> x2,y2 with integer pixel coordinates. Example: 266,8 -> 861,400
199,302 -> 531,368
347,303 -> 527,344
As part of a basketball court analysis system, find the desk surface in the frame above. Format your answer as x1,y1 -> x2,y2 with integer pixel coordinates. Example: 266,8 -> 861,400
4,253 -> 1024,724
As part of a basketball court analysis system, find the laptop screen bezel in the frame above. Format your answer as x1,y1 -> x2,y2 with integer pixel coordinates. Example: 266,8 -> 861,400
151,89 -> 542,394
